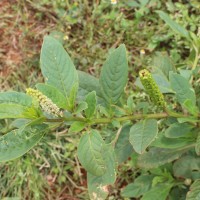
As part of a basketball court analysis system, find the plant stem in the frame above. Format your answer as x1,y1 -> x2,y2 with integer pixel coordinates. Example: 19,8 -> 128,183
44,111 -> 190,125
190,43 -> 199,83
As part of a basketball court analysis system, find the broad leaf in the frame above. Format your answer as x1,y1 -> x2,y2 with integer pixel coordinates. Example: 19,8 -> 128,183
85,91 -> 97,119
100,44 -> 128,104
152,74 -> 173,93
0,104 -> 27,119
156,11 -> 190,39
169,187 -> 188,200
152,133 -> 195,149
195,134 -> 200,156
78,71 -> 104,104
141,183 -> 173,200
36,83 -> 67,109
87,144 -> 117,200
152,52 -> 175,78
186,179 -> 200,200
77,130 -> 106,176
0,124 -> 48,162
165,122 -> 193,138
115,125 -> 134,163
169,72 -> 196,106
129,119 -> 158,154
40,36 -> 78,96
173,155 -> 200,180
121,175 -> 154,198
0,91 -> 32,106
137,147 -> 189,169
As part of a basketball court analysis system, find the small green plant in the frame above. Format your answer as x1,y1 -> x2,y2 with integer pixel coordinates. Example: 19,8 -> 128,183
0,11 -> 200,199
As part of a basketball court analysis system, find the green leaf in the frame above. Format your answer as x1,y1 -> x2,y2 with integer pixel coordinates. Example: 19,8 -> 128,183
77,130 -> 106,176
169,72 -> 196,106
40,36 -> 78,96
121,175 -> 154,198
74,101 -> 88,114
183,99 -> 199,116
0,91 -> 32,106
156,11 -> 190,39
195,134 -> 200,156
69,121 -> 86,132
36,83 -> 67,109
152,52 -> 176,78
87,144 -> 117,200
85,91 -> 97,119
135,74 -> 174,94
138,147 -> 189,169
173,155 -> 200,180
0,104 -> 27,119
152,133 -> 195,149
68,82 -> 79,111
22,106 -> 41,119
186,179 -> 200,200
179,69 -> 192,81
0,124 -> 48,162
169,186 -> 188,200
129,119 -> 158,154
100,44 -> 128,104
78,71 -> 104,104
11,119 -> 30,128
141,183 -> 173,200
152,74 -> 174,93
165,123 -> 194,138
177,117 -> 198,124
115,125 -> 134,163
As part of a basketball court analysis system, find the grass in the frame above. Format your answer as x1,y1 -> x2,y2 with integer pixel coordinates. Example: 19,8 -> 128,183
0,0 -> 200,199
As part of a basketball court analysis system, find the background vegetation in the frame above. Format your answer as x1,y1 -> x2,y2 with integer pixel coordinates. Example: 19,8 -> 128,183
0,0 -> 200,199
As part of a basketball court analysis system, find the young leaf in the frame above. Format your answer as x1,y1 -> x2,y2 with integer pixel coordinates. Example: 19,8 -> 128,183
121,175 -> 154,198
141,183 -> 173,200
68,82 -> 79,111
137,147 -> 190,169
169,72 -> 196,106
40,36 -> 78,96
69,121 -> 86,133
0,104 -> 27,119
100,44 -> 128,104
87,144 -> 117,200
36,83 -> 67,109
156,11 -> 190,39
183,99 -> 199,116
0,91 -> 32,106
74,101 -> 88,114
85,91 -> 97,119
186,179 -> 200,200
77,130 -> 106,176
0,124 -> 48,162
129,119 -> 158,154
114,125 -> 134,163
